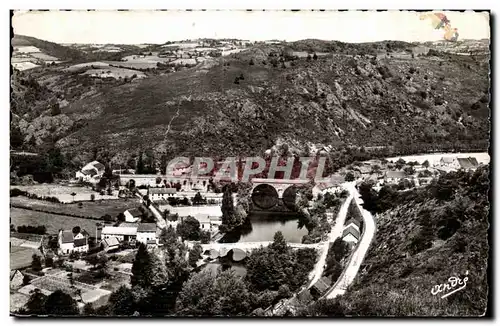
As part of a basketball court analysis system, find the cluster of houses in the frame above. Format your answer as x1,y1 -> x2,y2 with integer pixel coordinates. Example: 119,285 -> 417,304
75,161 -> 106,184
352,156 -> 482,189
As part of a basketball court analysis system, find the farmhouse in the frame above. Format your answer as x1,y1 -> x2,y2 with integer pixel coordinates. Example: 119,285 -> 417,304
194,214 -> 221,232
136,223 -> 157,244
76,160 -> 105,183
100,224 -> 137,242
58,228 -> 89,255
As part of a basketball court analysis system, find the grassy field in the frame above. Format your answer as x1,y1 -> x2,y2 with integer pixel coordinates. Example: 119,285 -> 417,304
10,245 -> 43,270
10,196 -> 140,219
83,67 -> 146,80
11,208 -> 102,237
11,184 -> 119,203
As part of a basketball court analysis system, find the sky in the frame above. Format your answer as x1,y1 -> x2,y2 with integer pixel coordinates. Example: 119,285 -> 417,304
12,10 -> 490,44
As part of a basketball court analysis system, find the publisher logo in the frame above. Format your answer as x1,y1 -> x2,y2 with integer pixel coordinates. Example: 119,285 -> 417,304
431,271 -> 468,299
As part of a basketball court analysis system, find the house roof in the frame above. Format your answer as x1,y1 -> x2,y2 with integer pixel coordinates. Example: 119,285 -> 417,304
103,237 -> 120,248
89,161 -> 105,171
74,238 -> 87,247
209,216 -> 221,222
149,187 -> 177,194
311,277 -> 331,293
102,226 -> 137,236
345,218 -> 361,228
440,157 -> 455,163
81,230 -> 90,237
82,169 -> 98,176
137,223 -> 156,232
469,157 -> 479,166
457,157 -> 479,169
61,230 -> 74,243
147,239 -> 157,244
343,225 -> 360,239
118,222 -> 139,228
126,208 -> 143,217
385,171 -> 406,179
356,166 -> 372,174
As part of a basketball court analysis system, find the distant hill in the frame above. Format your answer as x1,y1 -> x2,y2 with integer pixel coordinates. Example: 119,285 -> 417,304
10,37 -> 490,167
12,34 -> 86,61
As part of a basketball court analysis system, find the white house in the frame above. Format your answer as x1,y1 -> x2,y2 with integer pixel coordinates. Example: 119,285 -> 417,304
76,160 -> 105,183
136,223 -> 157,244
148,188 -> 177,201
101,237 -> 120,252
124,208 -> 143,223
383,171 -> 407,184
101,224 -> 138,242
439,157 -> 460,169
58,228 -> 89,255
194,214 -> 221,233
342,225 -> 360,244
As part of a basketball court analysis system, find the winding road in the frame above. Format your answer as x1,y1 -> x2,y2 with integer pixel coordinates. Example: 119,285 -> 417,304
307,192 -> 354,289
323,181 -> 376,299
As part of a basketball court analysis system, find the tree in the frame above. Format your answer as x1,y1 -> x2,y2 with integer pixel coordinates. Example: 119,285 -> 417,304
44,290 -> 79,315
72,226 -> 81,235
31,254 -> 42,272
50,103 -> 61,116
136,152 -> 145,174
221,186 -> 236,231
249,58 -> 255,65
45,257 -> 54,267
108,286 -> 136,316
269,231 -> 288,254
117,212 -> 126,222
193,192 -> 204,205
25,288 -> 47,315
404,166 -> 416,176
332,238 -> 349,261
345,172 -> 355,182
278,284 -> 291,299
102,214 -> 113,222
188,244 -> 203,267
70,192 -> 77,202
176,269 -> 252,316
131,243 -> 152,288
307,54 -> 312,61
422,160 -> 430,169
90,194 -> 95,201
83,303 -> 96,315
176,216 -> 201,241
313,53 -> 318,60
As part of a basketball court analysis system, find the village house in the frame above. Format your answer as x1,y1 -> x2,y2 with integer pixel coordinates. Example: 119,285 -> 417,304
148,187 -> 177,201
100,224 -> 138,242
383,170 -> 407,184
101,237 -> 120,252
136,223 -> 157,245
194,214 -> 221,233
342,225 -> 361,244
309,276 -> 332,299
58,228 -> 89,255
439,157 -> 460,169
124,208 -> 143,223
75,161 -> 105,183
457,157 -> 480,171
313,174 -> 344,198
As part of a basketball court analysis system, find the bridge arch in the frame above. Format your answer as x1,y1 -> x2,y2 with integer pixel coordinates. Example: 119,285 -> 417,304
251,184 -> 279,209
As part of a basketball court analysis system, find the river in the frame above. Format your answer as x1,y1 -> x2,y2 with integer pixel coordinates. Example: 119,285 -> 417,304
220,213 -> 308,244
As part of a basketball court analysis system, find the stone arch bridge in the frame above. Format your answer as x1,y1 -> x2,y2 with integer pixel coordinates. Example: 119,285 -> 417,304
250,178 -> 310,212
